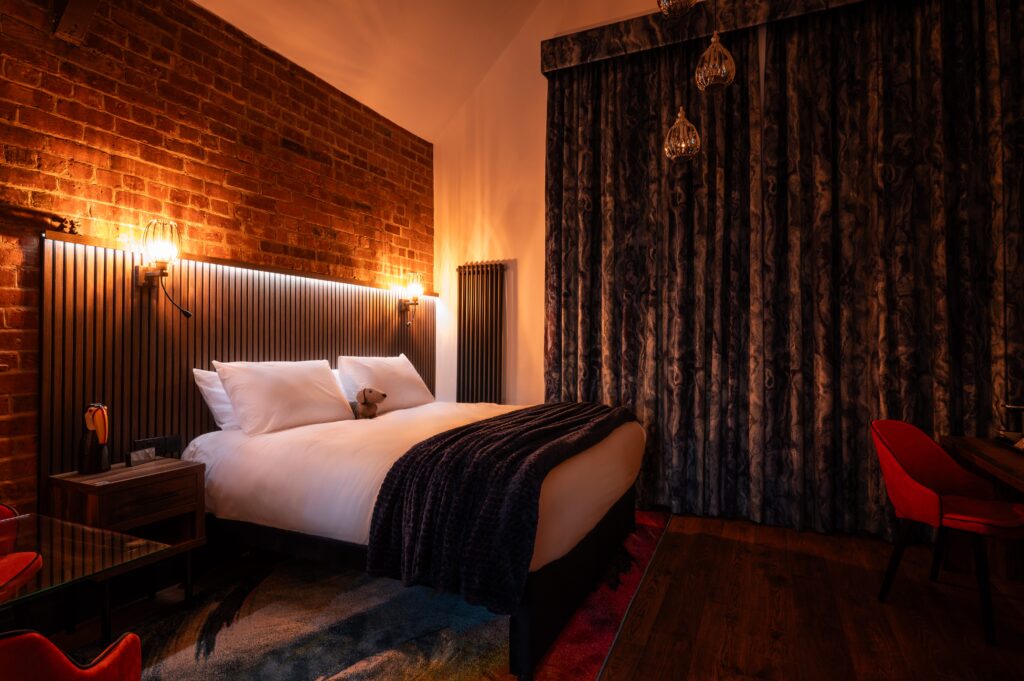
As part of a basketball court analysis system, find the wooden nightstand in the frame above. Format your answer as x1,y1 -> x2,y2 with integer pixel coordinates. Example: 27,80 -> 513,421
49,457 -> 206,598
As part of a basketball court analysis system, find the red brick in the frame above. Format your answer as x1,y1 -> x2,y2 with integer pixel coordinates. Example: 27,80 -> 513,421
3,308 -> 37,330
0,80 -> 54,109
18,107 -> 84,139
0,413 -> 38,438
113,117 -> 163,146
39,74 -> 74,98
59,61 -> 121,94
0,370 -> 36,394
1,0 -> 50,27
44,138 -> 111,168
84,127 -> 140,156
56,99 -> 114,129
3,166 -> 57,191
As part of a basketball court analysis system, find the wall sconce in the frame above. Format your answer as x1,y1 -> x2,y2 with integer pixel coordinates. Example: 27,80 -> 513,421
135,219 -> 192,318
399,273 -> 424,326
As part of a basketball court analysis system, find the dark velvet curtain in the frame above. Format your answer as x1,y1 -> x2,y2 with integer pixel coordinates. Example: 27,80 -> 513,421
544,0 -> 1024,533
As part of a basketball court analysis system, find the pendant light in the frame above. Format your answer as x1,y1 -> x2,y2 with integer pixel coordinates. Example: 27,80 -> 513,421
664,107 -> 701,160
695,1 -> 736,91
657,0 -> 706,20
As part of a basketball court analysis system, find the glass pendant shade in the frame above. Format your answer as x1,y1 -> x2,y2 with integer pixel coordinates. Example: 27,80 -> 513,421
664,107 -> 701,160
141,219 -> 182,266
695,32 -> 736,92
657,0 -> 705,19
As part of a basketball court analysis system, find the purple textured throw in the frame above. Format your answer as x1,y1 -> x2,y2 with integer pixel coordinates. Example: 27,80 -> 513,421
366,401 -> 635,614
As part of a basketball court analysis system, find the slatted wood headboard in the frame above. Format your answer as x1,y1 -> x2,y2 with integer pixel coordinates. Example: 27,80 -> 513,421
40,233 -> 435,500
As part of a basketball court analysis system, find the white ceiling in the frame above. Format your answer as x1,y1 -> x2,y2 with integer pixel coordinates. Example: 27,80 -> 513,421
193,0 -> 545,141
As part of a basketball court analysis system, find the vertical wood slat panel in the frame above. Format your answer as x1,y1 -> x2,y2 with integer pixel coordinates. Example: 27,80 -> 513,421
456,262 -> 505,404
39,237 -> 436,499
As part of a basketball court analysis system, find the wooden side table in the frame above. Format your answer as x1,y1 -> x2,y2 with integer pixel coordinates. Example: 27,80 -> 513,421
942,437 -> 1024,583
49,457 -> 206,601
942,436 -> 1024,495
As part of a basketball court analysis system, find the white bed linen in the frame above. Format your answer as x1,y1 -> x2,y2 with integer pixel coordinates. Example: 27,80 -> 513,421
183,401 -> 645,570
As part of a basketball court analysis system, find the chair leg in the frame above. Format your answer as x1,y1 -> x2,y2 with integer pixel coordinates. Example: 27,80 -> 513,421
879,520 -> 911,603
971,534 -> 996,645
930,527 -> 947,581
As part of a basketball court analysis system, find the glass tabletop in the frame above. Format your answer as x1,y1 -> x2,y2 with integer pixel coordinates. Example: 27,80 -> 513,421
0,514 -> 170,605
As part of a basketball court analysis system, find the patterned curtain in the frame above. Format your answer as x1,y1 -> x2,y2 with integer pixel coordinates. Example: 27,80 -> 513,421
544,0 -> 1024,534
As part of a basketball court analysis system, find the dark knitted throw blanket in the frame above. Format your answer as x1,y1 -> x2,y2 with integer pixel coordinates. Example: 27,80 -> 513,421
366,401 -> 635,614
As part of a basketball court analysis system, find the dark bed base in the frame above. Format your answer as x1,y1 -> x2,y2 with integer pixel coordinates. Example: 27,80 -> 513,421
509,487 -> 636,680
207,487 -> 637,681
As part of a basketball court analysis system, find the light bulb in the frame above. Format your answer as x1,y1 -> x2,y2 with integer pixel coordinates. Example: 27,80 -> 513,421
406,273 -> 424,300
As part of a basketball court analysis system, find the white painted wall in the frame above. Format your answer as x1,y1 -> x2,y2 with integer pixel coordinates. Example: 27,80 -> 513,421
434,1 -> 653,404
194,0 -> 540,140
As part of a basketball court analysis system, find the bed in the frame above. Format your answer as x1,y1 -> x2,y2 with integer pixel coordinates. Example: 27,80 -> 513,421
183,401 -> 646,679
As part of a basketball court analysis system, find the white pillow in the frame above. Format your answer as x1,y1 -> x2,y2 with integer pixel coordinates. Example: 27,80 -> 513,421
195,362 -> 345,431
193,369 -> 240,430
213,359 -> 354,435
336,353 -> 434,414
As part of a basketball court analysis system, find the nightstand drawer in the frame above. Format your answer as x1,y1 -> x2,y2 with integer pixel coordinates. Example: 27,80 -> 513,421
104,474 -> 198,525
50,456 -> 206,549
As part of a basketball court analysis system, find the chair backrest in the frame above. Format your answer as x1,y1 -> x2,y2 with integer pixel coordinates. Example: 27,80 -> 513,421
870,420 -> 993,525
0,503 -> 17,521
0,630 -> 141,681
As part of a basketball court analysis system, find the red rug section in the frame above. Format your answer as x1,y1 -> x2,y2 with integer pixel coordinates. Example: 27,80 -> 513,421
535,511 -> 668,681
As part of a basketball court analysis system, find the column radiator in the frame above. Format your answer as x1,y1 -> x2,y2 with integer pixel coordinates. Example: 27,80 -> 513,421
457,262 -> 506,403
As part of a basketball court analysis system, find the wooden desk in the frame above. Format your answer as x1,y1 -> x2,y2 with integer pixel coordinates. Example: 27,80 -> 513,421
943,436 -> 1024,494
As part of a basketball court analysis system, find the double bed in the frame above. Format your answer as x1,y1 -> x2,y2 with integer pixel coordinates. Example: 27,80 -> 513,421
184,401 -> 645,572
183,400 -> 646,679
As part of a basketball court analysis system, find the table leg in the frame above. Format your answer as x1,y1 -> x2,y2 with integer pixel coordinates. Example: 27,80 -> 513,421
64,589 -> 78,633
184,550 -> 194,600
100,580 -> 112,644
0,605 -> 15,632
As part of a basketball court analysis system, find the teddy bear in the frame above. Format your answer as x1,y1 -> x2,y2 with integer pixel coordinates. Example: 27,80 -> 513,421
355,387 -> 387,419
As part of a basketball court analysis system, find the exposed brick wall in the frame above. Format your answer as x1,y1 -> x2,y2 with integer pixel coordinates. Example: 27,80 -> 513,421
0,0 -> 435,510
0,225 -> 38,509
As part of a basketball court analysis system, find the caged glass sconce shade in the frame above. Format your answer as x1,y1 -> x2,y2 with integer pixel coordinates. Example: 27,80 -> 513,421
136,218 -> 192,317
695,31 -> 736,92
141,219 -> 182,266
405,272 -> 424,301
664,107 -> 701,160
399,272 -> 424,326
657,0 -> 705,19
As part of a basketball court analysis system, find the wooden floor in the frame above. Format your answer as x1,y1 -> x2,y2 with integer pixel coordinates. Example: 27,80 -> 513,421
601,516 -> 1024,681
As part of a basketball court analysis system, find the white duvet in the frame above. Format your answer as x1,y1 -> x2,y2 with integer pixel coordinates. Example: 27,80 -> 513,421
183,401 -> 645,570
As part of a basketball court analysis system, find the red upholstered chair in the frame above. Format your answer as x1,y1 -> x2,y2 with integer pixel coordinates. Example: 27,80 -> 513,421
871,419 -> 1024,643
0,503 -> 18,553
0,503 -> 43,603
0,551 -> 42,603
0,631 -> 141,681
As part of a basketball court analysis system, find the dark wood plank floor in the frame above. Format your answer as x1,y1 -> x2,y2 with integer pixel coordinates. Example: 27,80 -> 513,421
601,516 -> 1024,681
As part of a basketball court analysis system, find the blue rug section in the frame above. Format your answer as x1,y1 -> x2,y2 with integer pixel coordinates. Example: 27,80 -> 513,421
136,553 -> 508,681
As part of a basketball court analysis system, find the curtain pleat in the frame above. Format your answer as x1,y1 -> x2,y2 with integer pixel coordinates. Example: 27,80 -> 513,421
544,0 -> 1024,534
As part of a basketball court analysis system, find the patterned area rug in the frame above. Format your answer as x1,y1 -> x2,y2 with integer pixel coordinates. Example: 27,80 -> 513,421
135,512 -> 665,681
